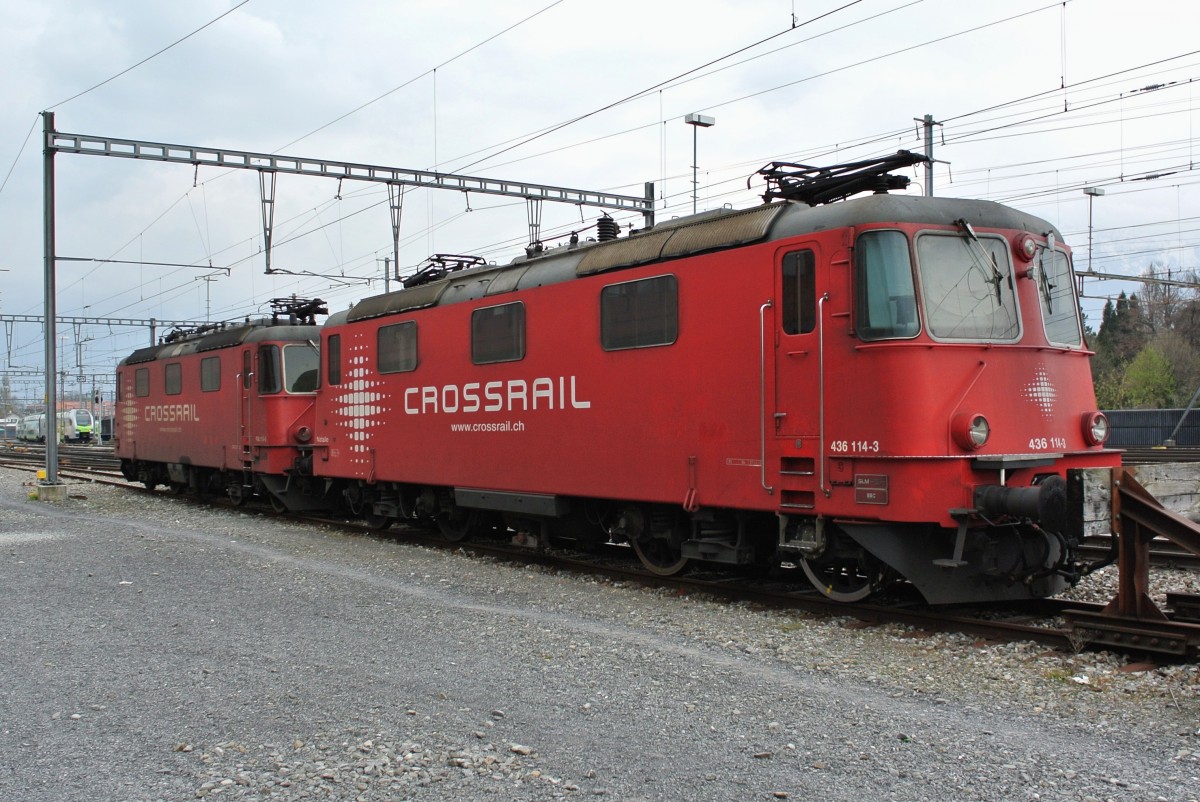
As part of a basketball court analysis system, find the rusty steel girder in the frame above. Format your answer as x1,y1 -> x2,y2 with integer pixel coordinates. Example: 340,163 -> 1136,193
1065,467 -> 1200,658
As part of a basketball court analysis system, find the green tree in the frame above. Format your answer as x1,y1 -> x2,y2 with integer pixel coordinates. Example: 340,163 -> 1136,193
1155,330 -> 1200,406
1122,344 -> 1176,408
1093,368 -> 1128,409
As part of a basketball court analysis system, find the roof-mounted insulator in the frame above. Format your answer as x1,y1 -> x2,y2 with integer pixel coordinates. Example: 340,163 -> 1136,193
596,214 -> 620,242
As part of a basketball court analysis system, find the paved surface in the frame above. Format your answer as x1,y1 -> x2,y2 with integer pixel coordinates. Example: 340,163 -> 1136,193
0,476 -> 1196,801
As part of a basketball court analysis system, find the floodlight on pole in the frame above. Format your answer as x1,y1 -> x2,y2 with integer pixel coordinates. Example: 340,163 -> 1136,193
684,113 -> 715,215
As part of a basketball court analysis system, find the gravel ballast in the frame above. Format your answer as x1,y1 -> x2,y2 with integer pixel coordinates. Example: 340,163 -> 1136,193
1,467 -> 1197,801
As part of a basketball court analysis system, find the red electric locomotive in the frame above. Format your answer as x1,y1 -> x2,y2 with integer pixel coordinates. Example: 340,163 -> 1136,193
116,298 -> 328,511
311,153 -> 1120,605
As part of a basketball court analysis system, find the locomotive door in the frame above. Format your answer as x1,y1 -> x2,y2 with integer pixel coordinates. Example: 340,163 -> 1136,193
772,245 -> 824,441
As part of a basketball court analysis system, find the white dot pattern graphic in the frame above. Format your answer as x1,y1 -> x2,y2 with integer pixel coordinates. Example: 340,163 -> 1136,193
119,377 -> 138,439
330,337 -> 390,469
1022,367 -> 1058,420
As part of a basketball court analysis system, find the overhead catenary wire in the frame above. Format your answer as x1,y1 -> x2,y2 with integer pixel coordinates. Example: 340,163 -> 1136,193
449,0 -> 868,174
29,0 -> 575,322
26,3 -> 1200,338
0,2 -> 252,202
272,0 -> 569,155
38,0 -> 1084,307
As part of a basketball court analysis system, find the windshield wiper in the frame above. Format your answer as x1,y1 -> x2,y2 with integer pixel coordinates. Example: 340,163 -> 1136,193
954,218 -> 1004,306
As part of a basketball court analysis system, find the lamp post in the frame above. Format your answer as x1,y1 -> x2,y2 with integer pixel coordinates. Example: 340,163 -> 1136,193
1083,187 -> 1105,275
684,113 -> 715,214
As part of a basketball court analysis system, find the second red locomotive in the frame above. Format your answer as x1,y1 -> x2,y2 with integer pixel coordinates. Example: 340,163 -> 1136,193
116,298 -> 326,510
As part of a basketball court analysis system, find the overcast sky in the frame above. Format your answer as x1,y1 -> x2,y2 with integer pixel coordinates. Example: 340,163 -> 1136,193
1,0 -> 1196,400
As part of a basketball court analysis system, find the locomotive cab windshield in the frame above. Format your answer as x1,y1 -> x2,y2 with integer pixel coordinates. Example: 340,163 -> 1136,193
1035,243 -> 1084,346
257,342 -> 320,394
917,230 -> 1020,341
854,223 -> 1083,347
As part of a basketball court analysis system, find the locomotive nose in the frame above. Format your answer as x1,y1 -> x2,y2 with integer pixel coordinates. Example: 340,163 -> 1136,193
973,475 -> 1067,534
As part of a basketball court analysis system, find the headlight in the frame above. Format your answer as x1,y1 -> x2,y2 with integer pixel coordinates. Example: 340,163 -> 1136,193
1081,411 -> 1109,446
1015,234 -> 1037,262
952,412 -> 990,450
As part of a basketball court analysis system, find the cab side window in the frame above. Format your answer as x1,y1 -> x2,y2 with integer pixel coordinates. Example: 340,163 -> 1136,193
327,334 -> 341,386
257,345 -> 281,394
855,230 -> 919,341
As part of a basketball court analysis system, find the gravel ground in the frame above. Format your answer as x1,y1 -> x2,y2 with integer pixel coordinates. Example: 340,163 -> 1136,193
1,466 -> 1198,802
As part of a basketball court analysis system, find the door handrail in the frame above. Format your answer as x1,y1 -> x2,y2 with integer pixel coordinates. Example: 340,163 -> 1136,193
818,292 -> 831,498
760,300 -> 774,495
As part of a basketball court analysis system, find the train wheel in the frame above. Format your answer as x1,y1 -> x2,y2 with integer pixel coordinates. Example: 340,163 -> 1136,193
437,506 -> 479,542
268,494 -> 287,514
227,484 -> 249,506
630,535 -> 690,576
362,511 -> 393,531
798,553 -> 892,603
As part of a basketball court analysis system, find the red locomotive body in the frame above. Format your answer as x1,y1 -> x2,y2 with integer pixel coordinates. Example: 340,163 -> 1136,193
116,309 -> 325,510
117,157 -> 1120,606
311,188 -> 1118,604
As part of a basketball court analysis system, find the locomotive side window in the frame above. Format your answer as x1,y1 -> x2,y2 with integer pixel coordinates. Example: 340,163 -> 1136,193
854,230 -> 919,340
242,351 -> 251,390
257,345 -> 282,394
781,251 -> 816,335
327,334 -> 341,386
200,357 -> 221,392
472,302 -> 526,365
164,363 -> 182,396
135,367 -> 150,398
378,321 -> 418,373
600,275 -> 678,350
1038,248 -> 1083,347
916,232 -> 1020,342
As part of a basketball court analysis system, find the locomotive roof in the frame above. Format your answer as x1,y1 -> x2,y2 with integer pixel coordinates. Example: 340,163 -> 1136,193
335,193 -> 1064,325
118,322 -> 320,366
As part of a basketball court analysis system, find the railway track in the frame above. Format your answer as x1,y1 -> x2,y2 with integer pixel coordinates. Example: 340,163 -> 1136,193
3,453 -> 1196,659
0,442 -> 123,474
